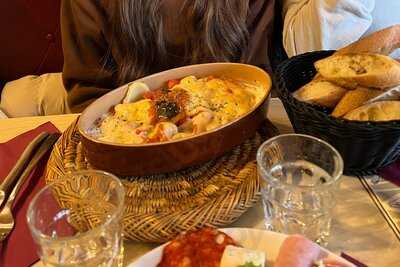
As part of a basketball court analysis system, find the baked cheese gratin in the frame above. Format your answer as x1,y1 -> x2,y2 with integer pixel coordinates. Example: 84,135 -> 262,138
92,76 -> 265,144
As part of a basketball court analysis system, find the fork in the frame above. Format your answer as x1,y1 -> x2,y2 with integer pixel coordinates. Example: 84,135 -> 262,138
0,133 -> 60,241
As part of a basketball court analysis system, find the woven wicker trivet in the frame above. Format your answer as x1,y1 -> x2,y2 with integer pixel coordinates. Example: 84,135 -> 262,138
45,118 -> 278,242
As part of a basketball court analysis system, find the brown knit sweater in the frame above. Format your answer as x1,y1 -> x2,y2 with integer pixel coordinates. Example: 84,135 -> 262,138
61,0 -> 275,112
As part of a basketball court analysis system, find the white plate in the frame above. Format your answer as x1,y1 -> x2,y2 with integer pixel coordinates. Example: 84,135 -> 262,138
129,228 -> 353,267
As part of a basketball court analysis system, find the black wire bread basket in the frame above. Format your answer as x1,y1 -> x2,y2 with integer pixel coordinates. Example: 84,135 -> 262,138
275,50 -> 400,176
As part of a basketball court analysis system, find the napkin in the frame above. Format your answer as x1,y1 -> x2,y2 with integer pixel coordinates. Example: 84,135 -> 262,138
379,159 -> 400,186
0,122 -> 59,267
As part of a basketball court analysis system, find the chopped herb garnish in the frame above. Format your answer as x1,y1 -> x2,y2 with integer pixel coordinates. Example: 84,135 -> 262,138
238,262 -> 262,267
156,100 -> 180,119
161,87 -> 170,94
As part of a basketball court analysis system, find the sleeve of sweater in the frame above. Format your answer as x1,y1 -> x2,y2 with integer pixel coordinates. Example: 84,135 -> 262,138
282,0 -> 375,57
61,0 -> 115,112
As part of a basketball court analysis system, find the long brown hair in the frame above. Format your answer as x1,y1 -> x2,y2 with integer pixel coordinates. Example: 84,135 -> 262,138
110,0 -> 250,85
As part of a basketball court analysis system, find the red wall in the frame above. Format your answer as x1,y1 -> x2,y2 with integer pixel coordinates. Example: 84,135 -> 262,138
0,0 -> 63,84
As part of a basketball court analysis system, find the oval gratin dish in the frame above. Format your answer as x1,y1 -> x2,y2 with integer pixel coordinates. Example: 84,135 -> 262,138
78,63 -> 272,176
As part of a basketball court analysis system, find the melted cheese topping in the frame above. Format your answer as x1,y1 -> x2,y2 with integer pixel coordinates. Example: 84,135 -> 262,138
95,76 -> 265,144
176,76 -> 263,131
114,99 -> 155,124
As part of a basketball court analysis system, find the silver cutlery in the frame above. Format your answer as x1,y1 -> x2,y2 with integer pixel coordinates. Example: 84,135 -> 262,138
0,132 -> 49,208
0,133 -> 60,242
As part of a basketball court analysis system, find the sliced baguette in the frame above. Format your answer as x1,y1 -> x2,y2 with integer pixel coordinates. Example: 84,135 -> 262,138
293,80 -> 347,108
332,87 -> 381,117
315,53 -> 400,89
344,101 -> 400,121
337,24 -> 400,56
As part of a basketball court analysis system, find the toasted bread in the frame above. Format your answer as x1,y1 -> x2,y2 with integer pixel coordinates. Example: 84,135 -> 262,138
315,53 -> 400,89
332,87 -> 382,117
344,101 -> 400,121
337,24 -> 400,56
293,80 -> 347,108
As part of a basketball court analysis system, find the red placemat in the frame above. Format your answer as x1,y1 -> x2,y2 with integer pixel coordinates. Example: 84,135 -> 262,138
379,160 -> 400,186
0,122 -> 59,267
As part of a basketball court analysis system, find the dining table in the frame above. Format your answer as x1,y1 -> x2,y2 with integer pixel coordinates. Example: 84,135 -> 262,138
1,98 -> 399,267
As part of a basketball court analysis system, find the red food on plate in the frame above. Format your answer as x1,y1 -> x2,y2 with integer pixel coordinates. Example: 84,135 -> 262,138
157,227 -> 237,267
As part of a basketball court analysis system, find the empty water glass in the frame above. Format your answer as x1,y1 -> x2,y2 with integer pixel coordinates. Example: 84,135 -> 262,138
257,134 -> 343,245
27,170 -> 125,267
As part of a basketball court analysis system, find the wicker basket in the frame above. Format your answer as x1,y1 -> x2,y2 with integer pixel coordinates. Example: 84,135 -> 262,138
45,119 -> 279,242
275,50 -> 400,176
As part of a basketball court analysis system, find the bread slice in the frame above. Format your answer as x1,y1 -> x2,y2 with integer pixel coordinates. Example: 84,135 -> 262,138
293,80 -> 347,108
331,87 -> 381,117
315,53 -> 400,89
344,101 -> 400,121
337,24 -> 400,56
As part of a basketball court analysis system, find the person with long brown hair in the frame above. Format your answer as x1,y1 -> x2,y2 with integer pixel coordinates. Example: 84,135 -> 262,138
64,0 -> 277,112
1,0 -> 276,116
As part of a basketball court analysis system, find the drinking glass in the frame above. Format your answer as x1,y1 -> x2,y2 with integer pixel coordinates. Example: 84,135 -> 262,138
257,134 -> 343,245
27,170 -> 125,267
